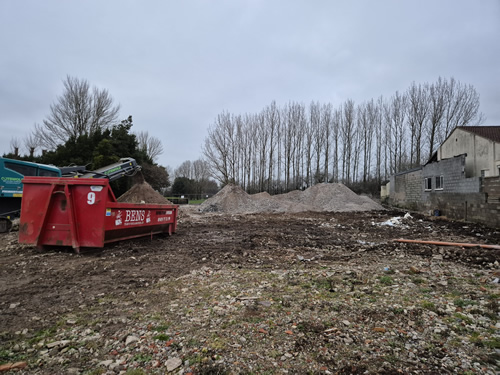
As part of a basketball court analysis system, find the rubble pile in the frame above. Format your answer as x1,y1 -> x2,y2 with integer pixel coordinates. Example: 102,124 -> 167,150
117,181 -> 172,205
276,183 -> 383,212
200,183 -> 383,213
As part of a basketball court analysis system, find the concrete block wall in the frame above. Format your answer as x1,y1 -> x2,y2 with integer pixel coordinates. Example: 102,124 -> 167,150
405,171 -> 422,203
391,169 -> 422,207
458,177 -> 482,193
388,155 -> 499,228
417,192 -> 500,228
466,201 -> 500,227
484,177 -> 500,202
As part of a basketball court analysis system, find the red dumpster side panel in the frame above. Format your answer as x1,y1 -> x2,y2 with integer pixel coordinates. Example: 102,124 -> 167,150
103,204 -> 178,244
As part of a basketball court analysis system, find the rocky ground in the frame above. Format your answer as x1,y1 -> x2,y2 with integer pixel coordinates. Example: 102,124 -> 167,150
0,207 -> 499,374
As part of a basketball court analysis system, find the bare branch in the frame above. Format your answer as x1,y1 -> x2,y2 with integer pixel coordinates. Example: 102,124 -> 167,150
37,75 -> 120,149
136,130 -> 164,162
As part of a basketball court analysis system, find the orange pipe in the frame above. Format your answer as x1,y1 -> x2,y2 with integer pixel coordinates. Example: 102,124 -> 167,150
395,238 -> 500,250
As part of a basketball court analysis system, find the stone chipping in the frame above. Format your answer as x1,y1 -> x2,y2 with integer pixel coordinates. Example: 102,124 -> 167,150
116,181 -> 172,205
200,183 -> 384,214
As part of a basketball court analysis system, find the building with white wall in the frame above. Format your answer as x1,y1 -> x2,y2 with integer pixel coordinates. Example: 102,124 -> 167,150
437,126 -> 500,177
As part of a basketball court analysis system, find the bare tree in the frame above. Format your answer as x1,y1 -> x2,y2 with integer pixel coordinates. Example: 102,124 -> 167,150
192,159 -> 210,182
406,82 -> 429,166
136,130 -> 164,162
175,160 -> 193,179
321,103 -> 332,182
427,77 -> 446,160
35,75 -> 120,149
352,109 -> 363,183
293,103 -> 306,189
310,101 -> 325,183
24,131 -> 39,158
282,104 -> 295,191
340,99 -> 356,184
203,112 -> 234,185
331,108 -> 341,182
280,102 -> 305,191
264,101 -> 280,192
374,96 -> 384,182
385,92 -> 407,174
362,100 -> 377,183
9,137 -> 21,156
442,77 -> 484,142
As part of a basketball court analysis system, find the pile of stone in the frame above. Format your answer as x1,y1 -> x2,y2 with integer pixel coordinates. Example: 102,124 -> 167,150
199,183 -> 383,214
117,181 -> 172,205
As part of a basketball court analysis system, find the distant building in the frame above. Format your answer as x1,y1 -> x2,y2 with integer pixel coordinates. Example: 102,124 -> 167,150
382,126 -> 500,228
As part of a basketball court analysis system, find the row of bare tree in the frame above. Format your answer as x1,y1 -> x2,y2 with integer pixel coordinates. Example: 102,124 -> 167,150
203,77 -> 483,193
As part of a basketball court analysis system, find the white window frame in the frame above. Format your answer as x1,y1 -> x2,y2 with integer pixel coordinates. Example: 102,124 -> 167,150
424,177 -> 432,191
435,175 -> 444,190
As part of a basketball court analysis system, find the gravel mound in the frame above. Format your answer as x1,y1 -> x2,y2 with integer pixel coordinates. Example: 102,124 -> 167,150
200,183 -> 383,214
117,181 -> 173,205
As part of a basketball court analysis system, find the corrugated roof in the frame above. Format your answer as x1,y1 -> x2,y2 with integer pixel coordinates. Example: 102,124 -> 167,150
458,126 -> 500,143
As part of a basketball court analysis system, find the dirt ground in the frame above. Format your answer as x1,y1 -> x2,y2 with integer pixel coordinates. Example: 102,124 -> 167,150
0,207 -> 499,374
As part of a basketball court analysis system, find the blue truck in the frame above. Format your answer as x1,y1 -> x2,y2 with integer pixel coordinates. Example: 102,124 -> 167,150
0,157 -> 61,232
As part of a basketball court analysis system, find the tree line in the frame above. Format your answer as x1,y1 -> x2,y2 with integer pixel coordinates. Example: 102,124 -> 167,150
203,77 -> 483,195
171,159 -> 219,199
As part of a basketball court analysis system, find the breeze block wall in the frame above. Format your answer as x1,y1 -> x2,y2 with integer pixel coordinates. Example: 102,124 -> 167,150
388,155 -> 500,228
484,177 -> 500,203
422,155 -> 480,197
390,168 -> 422,210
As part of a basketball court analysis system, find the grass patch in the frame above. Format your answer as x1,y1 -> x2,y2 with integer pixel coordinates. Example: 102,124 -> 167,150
383,354 -> 399,364
221,319 -> 237,329
207,337 -> 227,351
186,338 -> 201,348
185,353 -> 204,365
153,333 -> 170,341
453,299 -> 476,308
453,312 -> 473,325
132,353 -> 152,363
152,324 -> 170,332
312,278 -> 333,291
421,301 -> 437,312
86,369 -> 105,375
483,337 -> 500,349
28,325 -> 59,345
0,348 -> 26,363
379,276 -> 393,285
126,369 -> 146,375
469,333 -> 500,349
189,199 -> 206,205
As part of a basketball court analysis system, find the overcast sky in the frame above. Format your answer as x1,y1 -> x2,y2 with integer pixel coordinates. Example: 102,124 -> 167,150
1,0 -> 499,170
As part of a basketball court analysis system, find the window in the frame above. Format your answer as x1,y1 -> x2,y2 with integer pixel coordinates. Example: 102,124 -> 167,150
435,175 -> 444,190
481,169 -> 489,178
39,168 -> 59,177
424,177 -> 432,191
5,162 -> 37,177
